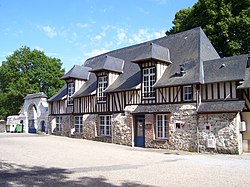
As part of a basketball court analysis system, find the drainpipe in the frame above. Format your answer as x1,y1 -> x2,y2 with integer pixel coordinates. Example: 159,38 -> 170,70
111,113 -> 114,144
196,84 -> 200,153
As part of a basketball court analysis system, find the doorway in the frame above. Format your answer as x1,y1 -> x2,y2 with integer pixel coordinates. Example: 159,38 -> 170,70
28,104 -> 37,133
134,115 -> 145,147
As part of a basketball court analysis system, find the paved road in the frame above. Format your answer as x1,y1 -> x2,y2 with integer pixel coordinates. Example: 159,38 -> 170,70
1,133 -> 250,187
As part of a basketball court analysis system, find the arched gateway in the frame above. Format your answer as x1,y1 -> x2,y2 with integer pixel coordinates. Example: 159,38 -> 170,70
19,93 -> 49,133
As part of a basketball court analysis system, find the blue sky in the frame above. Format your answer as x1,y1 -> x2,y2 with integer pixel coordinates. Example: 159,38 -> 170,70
0,0 -> 197,71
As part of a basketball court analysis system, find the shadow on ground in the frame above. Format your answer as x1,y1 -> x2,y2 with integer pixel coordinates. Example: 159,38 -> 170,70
0,161 -> 151,187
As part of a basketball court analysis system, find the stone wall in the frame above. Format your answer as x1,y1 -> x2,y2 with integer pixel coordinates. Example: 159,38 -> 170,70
48,103 -> 242,154
125,104 -> 241,154
0,120 -> 6,133
112,113 -> 133,146
128,104 -> 198,151
49,115 -> 72,137
198,113 -> 241,154
82,114 -> 97,140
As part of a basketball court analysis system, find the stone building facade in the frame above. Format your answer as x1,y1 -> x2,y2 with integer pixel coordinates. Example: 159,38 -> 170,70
48,27 -> 250,154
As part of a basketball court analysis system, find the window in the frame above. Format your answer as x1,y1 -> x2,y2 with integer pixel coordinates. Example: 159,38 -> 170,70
183,85 -> 193,101
205,123 -> 211,132
174,120 -> 185,131
68,82 -> 75,105
56,117 -> 62,132
97,76 -> 108,102
74,116 -> 83,133
142,67 -> 156,99
156,114 -> 169,139
99,115 -> 111,136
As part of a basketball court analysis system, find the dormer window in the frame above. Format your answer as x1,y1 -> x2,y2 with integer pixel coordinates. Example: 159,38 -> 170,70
68,82 -> 75,105
97,75 -> 108,102
142,67 -> 156,99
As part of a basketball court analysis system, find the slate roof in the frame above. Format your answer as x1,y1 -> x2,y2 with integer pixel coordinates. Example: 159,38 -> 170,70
24,92 -> 47,100
203,55 -> 248,83
197,101 -> 245,114
130,104 -> 179,114
153,28 -> 220,88
72,74 -> 97,97
77,27 -> 220,95
50,27 -> 249,102
237,66 -> 250,89
61,65 -> 91,80
89,55 -> 124,73
47,84 -> 67,102
131,43 -> 171,63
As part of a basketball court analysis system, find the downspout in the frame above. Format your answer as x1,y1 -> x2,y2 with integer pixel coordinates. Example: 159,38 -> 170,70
111,112 -> 114,144
196,84 -> 201,153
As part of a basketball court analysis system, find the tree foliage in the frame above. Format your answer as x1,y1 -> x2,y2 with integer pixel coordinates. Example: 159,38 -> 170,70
0,46 -> 65,119
166,0 -> 250,57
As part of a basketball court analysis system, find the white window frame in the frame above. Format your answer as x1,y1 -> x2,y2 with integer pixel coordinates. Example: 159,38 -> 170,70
99,115 -> 111,136
97,76 -> 108,102
183,85 -> 193,101
56,117 -> 62,132
74,116 -> 83,134
68,82 -> 75,105
142,67 -> 156,99
156,114 -> 169,139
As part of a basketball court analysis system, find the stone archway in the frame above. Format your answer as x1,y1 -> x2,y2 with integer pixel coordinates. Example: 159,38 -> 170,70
27,104 -> 38,133
18,92 -> 49,133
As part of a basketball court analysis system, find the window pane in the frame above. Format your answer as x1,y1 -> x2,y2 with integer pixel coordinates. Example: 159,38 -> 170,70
75,117 -> 79,124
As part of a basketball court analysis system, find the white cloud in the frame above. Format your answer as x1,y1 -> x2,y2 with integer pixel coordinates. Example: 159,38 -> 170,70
83,48 -> 109,59
116,28 -> 127,44
91,28 -> 107,42
93,35 -> 102,41
128,28 -> 165,44
42,26 -> 57,38
76,23 -> 89,29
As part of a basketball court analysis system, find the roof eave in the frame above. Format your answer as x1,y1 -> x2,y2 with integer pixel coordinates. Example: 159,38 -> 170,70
131,57 -> 172,65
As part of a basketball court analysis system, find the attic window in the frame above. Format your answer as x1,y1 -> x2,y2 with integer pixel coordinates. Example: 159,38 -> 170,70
220,63 -> 226,69
67,82 -> 75,105
142,67 -> 156,99
97,76 -> 108,103
175,65 -> 186,77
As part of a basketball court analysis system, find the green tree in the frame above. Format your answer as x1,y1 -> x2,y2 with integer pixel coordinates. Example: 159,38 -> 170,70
166,0 -> 250,57
0,46 -> 65,119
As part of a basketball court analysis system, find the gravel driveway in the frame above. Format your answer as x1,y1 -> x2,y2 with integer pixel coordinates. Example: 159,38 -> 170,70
1,133 -> 250,187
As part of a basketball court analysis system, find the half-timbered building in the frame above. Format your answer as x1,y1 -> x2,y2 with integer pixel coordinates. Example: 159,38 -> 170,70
48,27 -> 250,154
